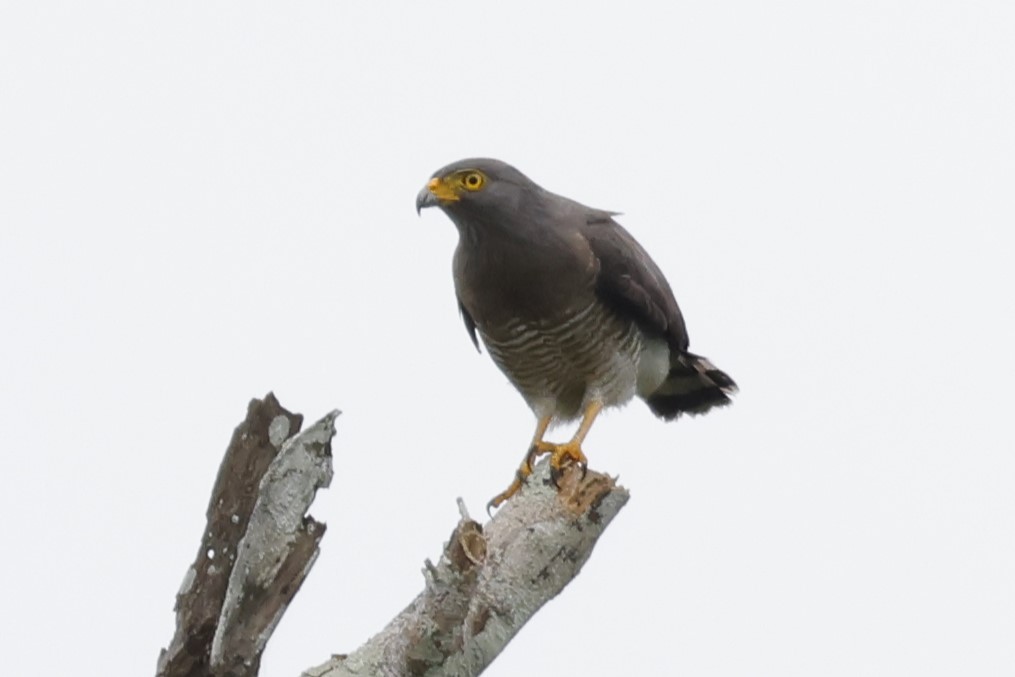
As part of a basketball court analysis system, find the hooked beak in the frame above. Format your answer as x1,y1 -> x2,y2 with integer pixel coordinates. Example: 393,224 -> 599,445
415,177 -> 459,215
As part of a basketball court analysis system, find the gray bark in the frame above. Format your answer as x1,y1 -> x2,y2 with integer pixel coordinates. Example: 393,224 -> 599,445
156,394 -> 336,677
156,394 -> 629,677
305,461 -> 629,677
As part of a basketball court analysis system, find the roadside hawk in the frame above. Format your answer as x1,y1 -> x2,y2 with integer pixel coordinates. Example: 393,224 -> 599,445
416,158 -> 736,509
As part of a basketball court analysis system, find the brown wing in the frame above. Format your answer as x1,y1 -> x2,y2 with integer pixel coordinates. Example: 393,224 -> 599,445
584,216 -> 690,353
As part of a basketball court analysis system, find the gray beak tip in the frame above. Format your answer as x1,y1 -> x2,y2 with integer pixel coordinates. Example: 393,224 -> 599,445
415,186 -> 437,216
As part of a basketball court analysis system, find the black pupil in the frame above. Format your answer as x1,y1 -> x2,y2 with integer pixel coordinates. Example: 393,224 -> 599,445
467,175 -> 478,186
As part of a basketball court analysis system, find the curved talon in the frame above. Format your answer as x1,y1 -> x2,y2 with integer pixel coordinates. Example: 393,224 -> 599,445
489,441 -> 591,506
546,440 -> 588,488
524,443 -> 545,470
549,462 -> 562,489
488,443 -> 551,513
486,488 -> 513,516
548,441 -> 588,472
488,470 -> 524,514
488,404 -> 600,510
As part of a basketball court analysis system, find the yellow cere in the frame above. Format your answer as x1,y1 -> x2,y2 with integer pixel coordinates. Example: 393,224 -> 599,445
427,176 -> 461,202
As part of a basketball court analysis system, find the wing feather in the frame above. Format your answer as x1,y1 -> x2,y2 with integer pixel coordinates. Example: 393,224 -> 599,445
457,297 -> 481,353
585,217 -> 690,352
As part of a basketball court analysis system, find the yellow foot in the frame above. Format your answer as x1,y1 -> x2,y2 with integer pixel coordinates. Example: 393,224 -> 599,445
547,440 -> 588,486
486,442 -> 556,514
486,474 -> 523,515
486,441 -> 590,513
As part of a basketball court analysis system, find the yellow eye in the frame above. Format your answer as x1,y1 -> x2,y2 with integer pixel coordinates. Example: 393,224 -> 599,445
460,171 -> 485,191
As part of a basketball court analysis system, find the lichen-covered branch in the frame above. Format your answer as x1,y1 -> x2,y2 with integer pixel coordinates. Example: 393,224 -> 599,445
156,394 -> 337,677
305,461 -> 629,677
157,395 -> 627,677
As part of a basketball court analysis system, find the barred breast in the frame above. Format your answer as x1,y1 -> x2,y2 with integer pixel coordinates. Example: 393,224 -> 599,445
480,300 -> 651,421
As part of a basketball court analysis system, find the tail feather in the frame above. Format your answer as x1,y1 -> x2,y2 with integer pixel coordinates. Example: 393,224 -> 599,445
645,352 -> 737,421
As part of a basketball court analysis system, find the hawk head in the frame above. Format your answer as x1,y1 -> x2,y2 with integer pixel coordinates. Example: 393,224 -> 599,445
415,158 -> 534,216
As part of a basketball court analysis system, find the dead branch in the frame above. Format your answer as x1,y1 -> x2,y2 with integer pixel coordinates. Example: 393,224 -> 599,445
157,394 -> 336,677
305,461 -> 629,677
156,395 -> 628,677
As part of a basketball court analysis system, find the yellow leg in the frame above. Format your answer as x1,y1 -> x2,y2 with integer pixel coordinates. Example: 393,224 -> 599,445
547,400 -> 603,481
486,400 -> 605,512
487,415 -> 553,513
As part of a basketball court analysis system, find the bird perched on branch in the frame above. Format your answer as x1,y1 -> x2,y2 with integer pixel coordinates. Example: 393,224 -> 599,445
416,158 -> 736,510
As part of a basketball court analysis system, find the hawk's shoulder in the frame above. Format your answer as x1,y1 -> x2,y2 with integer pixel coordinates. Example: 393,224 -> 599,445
583,216 -> 690,352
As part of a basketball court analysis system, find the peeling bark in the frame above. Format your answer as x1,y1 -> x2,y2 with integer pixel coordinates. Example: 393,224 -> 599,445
305,462 -> 629,677
157,395 -> 629,677
156,394 -> 336,677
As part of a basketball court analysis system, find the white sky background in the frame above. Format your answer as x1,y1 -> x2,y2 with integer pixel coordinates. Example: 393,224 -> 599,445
1,2 -> 1013,675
